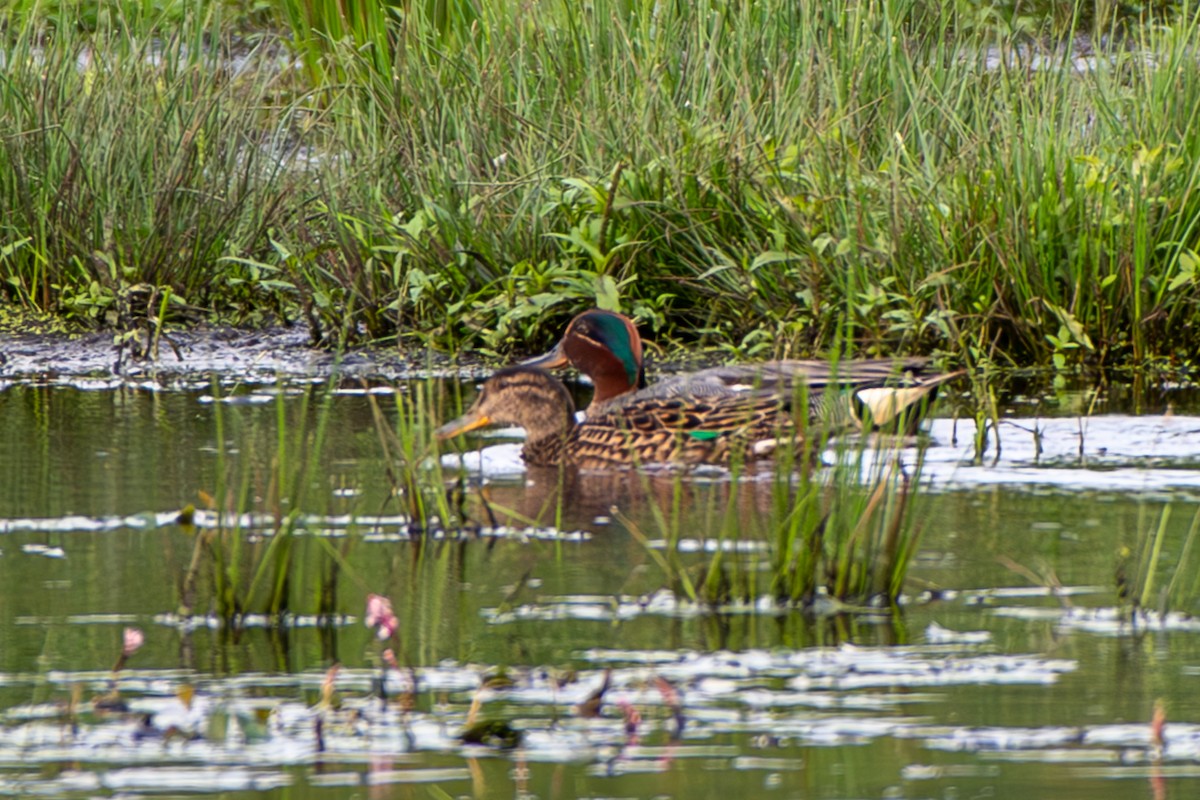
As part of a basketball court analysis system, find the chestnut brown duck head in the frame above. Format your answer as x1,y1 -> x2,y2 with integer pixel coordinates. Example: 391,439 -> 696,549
520,309 -> 645,413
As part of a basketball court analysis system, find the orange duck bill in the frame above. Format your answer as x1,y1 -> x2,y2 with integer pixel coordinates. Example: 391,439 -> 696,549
435,410 -> 493,440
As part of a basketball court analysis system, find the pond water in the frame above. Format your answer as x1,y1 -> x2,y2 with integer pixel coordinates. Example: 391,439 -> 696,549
3,367 -> 1200,800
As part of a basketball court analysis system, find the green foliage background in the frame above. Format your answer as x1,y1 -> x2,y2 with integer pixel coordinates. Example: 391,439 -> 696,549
2,0 -> 1199,367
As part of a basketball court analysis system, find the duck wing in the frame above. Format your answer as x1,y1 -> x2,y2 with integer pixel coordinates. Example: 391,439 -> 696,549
570,393 -> 796,468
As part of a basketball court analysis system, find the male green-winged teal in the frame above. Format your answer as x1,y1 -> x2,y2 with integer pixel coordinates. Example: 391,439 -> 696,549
521,309 -> 962,431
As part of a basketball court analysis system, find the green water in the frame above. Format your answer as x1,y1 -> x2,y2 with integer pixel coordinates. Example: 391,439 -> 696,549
2,382 -> 1200,799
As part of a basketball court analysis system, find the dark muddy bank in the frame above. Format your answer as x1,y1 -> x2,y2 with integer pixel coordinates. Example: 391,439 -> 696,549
0,327 -> 475,385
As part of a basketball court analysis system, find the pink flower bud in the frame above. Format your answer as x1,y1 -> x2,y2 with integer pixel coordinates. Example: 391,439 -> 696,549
365,594 -> 398,640
122,628 -> 145,657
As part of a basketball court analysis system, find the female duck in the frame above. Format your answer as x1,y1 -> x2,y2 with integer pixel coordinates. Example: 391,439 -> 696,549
435,366 -> 803,469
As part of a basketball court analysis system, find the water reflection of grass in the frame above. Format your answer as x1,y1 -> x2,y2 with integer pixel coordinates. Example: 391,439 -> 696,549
1121,501 -> 1200,619
173,365 -> 928,631
179,378 -> 333,623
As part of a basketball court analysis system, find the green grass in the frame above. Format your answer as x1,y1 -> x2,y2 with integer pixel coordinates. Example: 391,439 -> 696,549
3,0 -> 1200,368
620,428 -> 926,609
1118,500 -> 1200,619
178,377 -> 336,622
177,372 -> 457,625
0,5 -> 305,327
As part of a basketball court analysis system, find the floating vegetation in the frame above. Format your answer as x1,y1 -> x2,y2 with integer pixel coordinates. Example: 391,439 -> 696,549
0,644 -> 1083,766
993,605 -> 1200,635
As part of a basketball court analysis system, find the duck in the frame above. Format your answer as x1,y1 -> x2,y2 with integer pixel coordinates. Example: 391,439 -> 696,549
521,308 -> 963,431
435,366 -> 808,469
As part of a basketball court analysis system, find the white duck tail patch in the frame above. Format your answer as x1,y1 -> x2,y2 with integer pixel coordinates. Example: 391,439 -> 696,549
854,386 -> 931,427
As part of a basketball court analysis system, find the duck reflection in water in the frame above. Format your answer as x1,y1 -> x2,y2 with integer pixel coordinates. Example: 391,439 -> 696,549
448,455 -> 826,537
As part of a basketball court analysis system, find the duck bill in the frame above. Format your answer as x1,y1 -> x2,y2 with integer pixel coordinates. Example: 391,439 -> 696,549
435,410 -> 493,440
518,339 -> 570,370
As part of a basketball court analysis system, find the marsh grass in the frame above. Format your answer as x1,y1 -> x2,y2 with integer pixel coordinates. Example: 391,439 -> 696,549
5,1 -> 1200,365
0,7 -> 305,327
177,371 -> 458,625
275,0 -> 1200,362
1120,501 -> 1200,619
374,374 -> 465,532
623,429 -> 926,609
179,377 -> 333,622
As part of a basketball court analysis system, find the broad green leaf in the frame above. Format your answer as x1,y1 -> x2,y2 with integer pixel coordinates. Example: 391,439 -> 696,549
595,275 -> 621,312
750,251 -> 800,270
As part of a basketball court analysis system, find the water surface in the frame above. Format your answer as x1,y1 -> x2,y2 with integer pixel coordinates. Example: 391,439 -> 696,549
2,376 -> 1199,799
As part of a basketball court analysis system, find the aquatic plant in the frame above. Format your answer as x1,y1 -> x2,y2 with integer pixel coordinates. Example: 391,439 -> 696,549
1118,501 -> 1200,619
179,377 -> 339,623
364,593 -> 398,641
172,370 -> 473,638
91,626 -> 146,712
111,627 -> 144,673
623,425 -> 926,609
